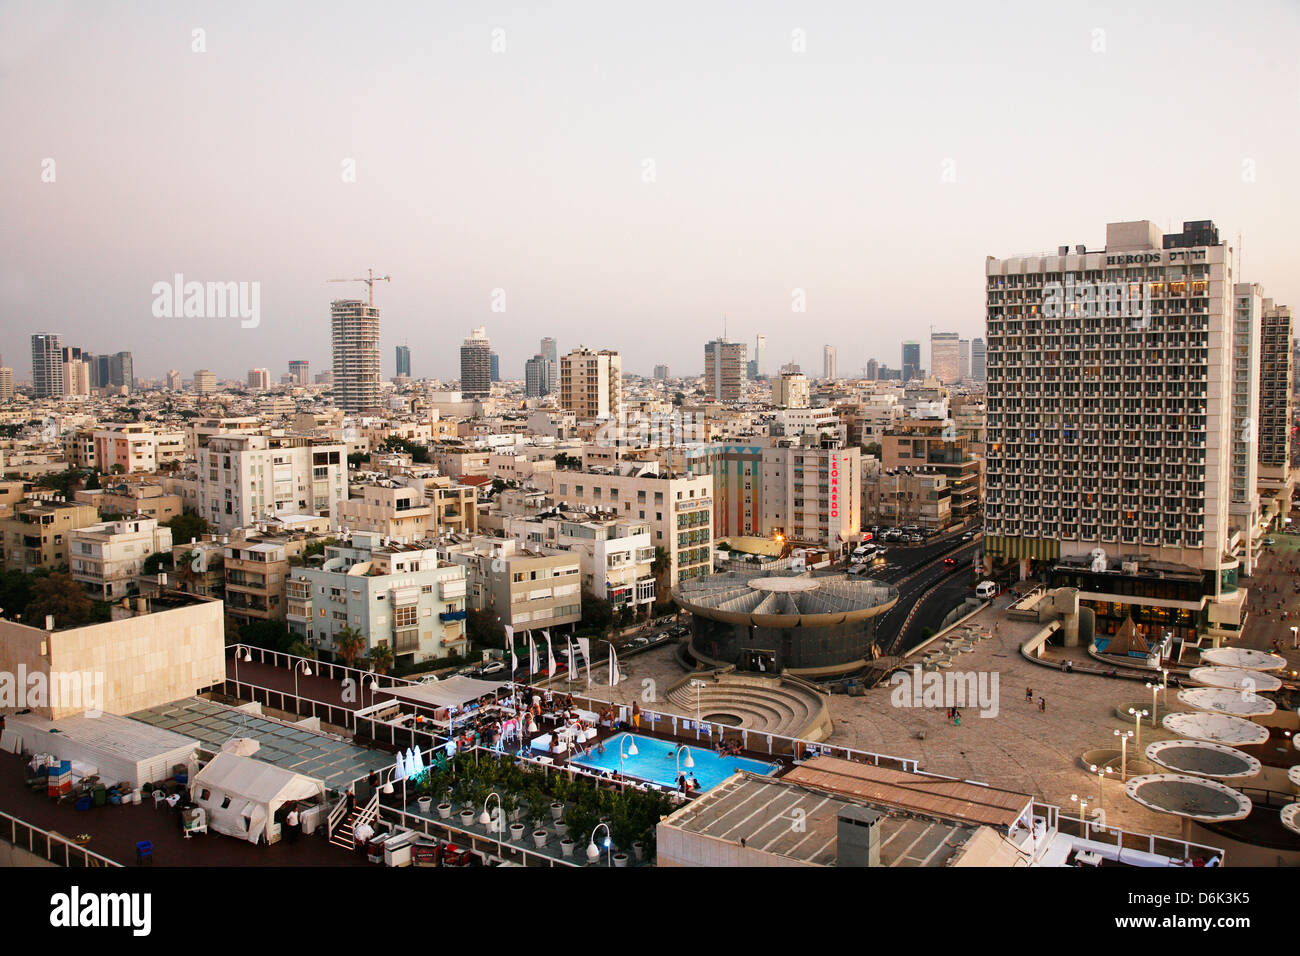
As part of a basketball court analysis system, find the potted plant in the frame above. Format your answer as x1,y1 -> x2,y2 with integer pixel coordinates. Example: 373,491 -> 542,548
632,840 -> 646,862
532,827 -> 548,849
554,818 -> 569,839
613,851 -> 629,867
503,792 -> 521,824
437,800 -> 453,819
509,821 -> 526,842
417,795 -> 433,814
559,837 -> 576,858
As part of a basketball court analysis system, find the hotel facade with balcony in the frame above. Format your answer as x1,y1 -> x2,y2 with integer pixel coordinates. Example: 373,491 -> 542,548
984,220 -> 1248,649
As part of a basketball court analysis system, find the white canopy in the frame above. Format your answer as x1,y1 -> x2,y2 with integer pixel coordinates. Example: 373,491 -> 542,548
1197,648 -> 1287,671
190,752 -> 325,845
1187,667 -> 1282,692
382,675 -> 507,710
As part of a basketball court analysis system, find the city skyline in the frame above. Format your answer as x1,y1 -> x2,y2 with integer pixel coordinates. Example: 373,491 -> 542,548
4,2 -> 1297,382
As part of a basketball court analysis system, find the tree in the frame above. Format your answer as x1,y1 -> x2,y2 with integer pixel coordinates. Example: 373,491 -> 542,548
368,643 -> 394,675
553,452 -> 581,471
467,608 -> 505,648
862,442 -> 882,460
142,551 -> 172,575
580,591 -> 615,635
334,626 -> 366,666
239,619 -> 294,652
25,573 -> 94,629
165,510 -> 210,546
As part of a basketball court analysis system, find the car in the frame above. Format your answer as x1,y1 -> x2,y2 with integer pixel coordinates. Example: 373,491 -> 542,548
479,660 -> 506,676
455,665 -> 478,677
630,636 -> 651,648
961,531 -> 974,541
943,557 -> 956,566
1264,537 -> 1276,546
416,673 -> 440,684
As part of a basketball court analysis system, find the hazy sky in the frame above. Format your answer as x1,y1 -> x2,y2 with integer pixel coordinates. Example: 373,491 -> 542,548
3,0 -> 1298,384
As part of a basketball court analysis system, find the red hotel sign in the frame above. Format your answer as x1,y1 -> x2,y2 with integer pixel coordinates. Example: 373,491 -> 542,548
830,455 -> 839,519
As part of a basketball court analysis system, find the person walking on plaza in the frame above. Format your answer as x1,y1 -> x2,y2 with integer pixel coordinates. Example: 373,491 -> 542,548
1025,687 -> 1033,702
1038,697 -> 1046,712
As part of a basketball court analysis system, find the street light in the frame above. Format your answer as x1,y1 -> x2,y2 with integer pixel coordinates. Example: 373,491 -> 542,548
1089,763 -> 1114,809
479,792 -> 503,834
618,735 -> 638,781
1070,793 -> 1094,829
587,822 -> 612,865
1113,729 -> 1134,782
294,659 -> 313,702
676,745 -> 695,779
689,678 -> 708,727
1143,682 -> 1160,727
1127,707 -> 1149,749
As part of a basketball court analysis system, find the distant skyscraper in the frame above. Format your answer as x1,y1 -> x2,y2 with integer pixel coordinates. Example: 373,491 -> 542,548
541,336 -> 558,367
1259,299 -> 1293,477
971,338 -> 986,383
930,332 -> 961,383
193,369 -> 216,396
525,355 -> 554,398
901,341 -> 921,381
110,351 -> 133,392
460,327 -> 492,399
31,334 -> 63,397
823,345 -> 837,381
166,369 -> 183,391
0,367 -> 12,403
490,352 -> 500,383
288,360 -> 309,386
704,338 -> 747,402
248,368 -> 270,390
752,334 -> 767,379
331,299 -> 382,411
395,345 -> 411,378
61,346 -> 89,397
958,339 -> 971,381
865,358 -> 879,381
654,364 -> 670,381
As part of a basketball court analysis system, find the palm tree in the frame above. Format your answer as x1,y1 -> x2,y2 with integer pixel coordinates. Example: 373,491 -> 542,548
368,642 -> 394,675
334,626 -> 365,667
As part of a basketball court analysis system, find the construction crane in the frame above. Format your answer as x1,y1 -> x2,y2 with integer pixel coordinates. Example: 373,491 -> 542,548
327,268 -> 391,307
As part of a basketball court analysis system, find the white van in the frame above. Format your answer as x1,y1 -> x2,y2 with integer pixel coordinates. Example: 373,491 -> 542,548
975,581 -> 998,600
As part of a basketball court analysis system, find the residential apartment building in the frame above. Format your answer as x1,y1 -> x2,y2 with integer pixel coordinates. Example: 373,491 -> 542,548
31,334 -> 63,398
502,511 -> 656,614
930,332 -> 961,384
760,438 -> 862,553
335,481 -> 434,543
222,530 -> 323,628
93,423 -> 185,474
331,299 -> 383,411
985,219 -> 1243,648
525,355 -> 555,398
704,338 -> 746,403
559,347 -> 622,419
1229,283 -> 1263,574
823,345 -> 837,381
863,468 -> 952,530
544,465 -> 713,584
772,371 -> 809,409
197,433 -> 347,534
286,533 -> 469,666
1,495 -> 100,572
460,327 -> 492,399
193,369 -> 216,395
971,338 -> 987,383
1258,298 -> 1293,485
881,417 -> 982,525
442,536 -> 581,636
69,516 -> 172,599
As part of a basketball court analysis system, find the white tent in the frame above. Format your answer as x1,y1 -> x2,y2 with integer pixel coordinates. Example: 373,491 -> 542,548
4,712 -> 198,789
189,752 -> 325,845
382,675 -> 506,710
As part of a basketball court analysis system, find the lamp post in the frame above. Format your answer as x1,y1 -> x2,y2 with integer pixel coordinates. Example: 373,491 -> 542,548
1113,729 -> 1134,782
1127,707 -> 1149,749
676,745 -> 695,779
1159,667 -> 1170,703
689,678 -> 707,730
618,735 -> 638,785
1089,763 -> 1113,810
1144,682 -> 1160,727
587,822 -> 612,866
1291,625 -> 1298,650
294,658 -> 313,703
479,791 -> 503,835
1070,793 -> 1094,833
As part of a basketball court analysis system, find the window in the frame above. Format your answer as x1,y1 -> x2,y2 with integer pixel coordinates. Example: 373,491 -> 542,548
394,605 -> 418,628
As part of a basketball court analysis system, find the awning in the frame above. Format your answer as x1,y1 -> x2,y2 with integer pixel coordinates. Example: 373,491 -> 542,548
382,674 -> 508,710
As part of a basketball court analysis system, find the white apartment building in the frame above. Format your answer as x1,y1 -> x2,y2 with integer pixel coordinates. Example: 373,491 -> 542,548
69,516 -> 173,599
331,299 -> 382,411
335,481 -> 433,543
985,219 -> 1244,646
441,536 -> 582,635
544,465 -> 713,584
502,511 -> 656,613
198,433 -> 347,534
286,532 -> 468,666
93,423 -> 186,474
559,347 -> 622,419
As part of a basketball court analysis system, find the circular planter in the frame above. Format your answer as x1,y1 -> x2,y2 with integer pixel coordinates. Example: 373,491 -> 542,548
613,852 -> 629,868
509,823 -> 525,842
550,802 -> 564,821
459,810 -> 475,827
532,829 -> 548,849
417,796 -> 433,813
560,839 -> 575,858
554,820 -> 568,838
632,840 -> 646,862
437,803 -> 452,819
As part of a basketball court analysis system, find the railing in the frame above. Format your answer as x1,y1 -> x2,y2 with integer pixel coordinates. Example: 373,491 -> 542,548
0,809 -> 121,867
325,795 -> 350,839
1055,812 -> 1226,865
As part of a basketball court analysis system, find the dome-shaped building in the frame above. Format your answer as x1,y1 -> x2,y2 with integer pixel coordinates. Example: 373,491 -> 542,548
672,569 -> 898,673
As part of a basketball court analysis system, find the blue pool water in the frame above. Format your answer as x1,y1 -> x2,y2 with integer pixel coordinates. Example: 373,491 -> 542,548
566,733 -> 778,792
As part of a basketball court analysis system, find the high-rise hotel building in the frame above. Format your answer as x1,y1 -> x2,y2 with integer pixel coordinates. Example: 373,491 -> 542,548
459,327 -> 492,399
1258,298 -> 1294,530
331,299 -> 382,411
984,219 -> 1248,647
704,338 -> 747,402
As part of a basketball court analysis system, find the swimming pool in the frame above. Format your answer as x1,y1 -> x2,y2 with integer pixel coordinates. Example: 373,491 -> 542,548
566,733 -> 778,792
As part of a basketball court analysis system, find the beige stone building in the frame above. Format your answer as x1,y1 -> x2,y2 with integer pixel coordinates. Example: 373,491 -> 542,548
560,347 -> 622,420
1,495 -> 100,572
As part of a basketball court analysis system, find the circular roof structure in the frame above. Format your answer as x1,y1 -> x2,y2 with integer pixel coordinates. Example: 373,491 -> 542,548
1187,667 -> 1282,693
672,569 -> 897,627
1145,740 -> 1261,779
1162,712 -> 1270,746
1198,648 -> 1287,671
1125,774 -> 1252,822
1282,803 -> 1300,837
1176,687 -> 1277,717
1289,765 -> 1300,788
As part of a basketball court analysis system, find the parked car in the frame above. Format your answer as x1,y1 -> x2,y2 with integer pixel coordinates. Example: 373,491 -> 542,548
942,557 -> 957,567
961,531 -> 974,541
479,660 -> 506,676
416,673 -> 441,684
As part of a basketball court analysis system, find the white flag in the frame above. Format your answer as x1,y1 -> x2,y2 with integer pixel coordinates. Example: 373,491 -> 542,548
528,634 -> 539,674
609,644 -> 621,686
566,637 -> 574,677
544,629 -> 556,675
505,625 -> 516,674
577,637 -> 591,684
